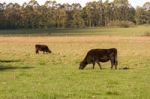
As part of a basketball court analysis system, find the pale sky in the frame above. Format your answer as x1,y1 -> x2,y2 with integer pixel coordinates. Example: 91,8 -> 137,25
0,0 -> 150,8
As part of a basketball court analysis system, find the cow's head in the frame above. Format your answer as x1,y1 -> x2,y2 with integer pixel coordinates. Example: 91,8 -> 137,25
48,49 -> 52,53
46,48 -> 52,53
79,61 -> 87,69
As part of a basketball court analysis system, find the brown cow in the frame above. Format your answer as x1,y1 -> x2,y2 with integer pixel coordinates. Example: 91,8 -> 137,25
35,44 -> 52,54
79,48 -> 118,70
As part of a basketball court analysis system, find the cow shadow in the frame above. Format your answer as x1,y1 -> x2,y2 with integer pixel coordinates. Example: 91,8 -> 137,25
0,59 -> 34,71
0,65 -> 34,71
119,67 -> 132,70
0,59 -> 21,63
84,67 -> 133,71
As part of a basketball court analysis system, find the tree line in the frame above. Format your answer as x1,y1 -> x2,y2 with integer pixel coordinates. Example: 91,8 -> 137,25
0,0 -> 149,29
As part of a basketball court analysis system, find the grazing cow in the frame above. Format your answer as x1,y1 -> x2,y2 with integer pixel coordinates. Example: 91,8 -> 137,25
35,44 -> 52,54
79,48 -> 118,70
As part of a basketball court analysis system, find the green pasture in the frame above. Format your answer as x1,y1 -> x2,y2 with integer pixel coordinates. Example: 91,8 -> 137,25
0,25 -> 149,36
0,26 -> 150,99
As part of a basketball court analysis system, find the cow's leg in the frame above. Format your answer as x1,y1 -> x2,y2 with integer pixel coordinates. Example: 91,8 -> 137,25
110,59 -> 114,69
115,65 -> 117,69
97,62 -> 102,69
46,51 -> 50,54
92,62 -> 95,69
111,58 -> 118,69
115,60 -> 118,69
36,49 -> 39,54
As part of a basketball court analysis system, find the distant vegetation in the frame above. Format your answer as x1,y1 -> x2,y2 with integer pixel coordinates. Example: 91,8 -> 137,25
0,0 -> 149,29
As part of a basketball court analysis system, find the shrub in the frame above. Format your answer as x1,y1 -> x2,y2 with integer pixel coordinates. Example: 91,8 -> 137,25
143,31 -> 150,36
107,21 -> 135,28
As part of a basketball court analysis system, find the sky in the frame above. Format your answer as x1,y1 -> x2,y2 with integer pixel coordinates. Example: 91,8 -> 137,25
0,0 -> 150,8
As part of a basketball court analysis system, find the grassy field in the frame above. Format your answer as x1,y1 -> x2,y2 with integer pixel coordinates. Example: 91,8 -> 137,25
0,26 -> 150,99
0,25 -> 149,36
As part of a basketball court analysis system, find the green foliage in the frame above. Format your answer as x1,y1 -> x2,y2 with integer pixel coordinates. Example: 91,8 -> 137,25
0,0 -> 149,29
135,2 -> 150,24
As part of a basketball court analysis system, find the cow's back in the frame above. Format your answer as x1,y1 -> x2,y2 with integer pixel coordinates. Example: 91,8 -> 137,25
35,44 -> 47,50
85,48 -> 117,62
86,49 -> 109,57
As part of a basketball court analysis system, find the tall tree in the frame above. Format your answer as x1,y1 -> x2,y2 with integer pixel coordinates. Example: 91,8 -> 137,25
0,3 -> 5,29
54,4 -> 67,28
113,0 -> 129,21
71,3 -> 85,28
135,2 -> 150,25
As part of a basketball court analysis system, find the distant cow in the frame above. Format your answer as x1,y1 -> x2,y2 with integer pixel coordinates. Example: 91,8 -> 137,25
35,44 -> 52,54
79,48 -> 118,70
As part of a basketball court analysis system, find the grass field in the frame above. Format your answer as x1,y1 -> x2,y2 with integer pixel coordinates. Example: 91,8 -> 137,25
0,25 -> 149,36
0,26 -> 150,99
